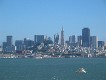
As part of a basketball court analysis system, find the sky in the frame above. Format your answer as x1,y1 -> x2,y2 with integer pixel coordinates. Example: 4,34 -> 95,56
0,0 -> 106,44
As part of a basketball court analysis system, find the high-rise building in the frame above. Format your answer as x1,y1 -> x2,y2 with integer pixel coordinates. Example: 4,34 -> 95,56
69,35 -> 76,43
5,45 -> 15,53
61,27 -> 64,46
7,36 -> 13,46
3,36 -> 15,53
90,36 -> 98,49
34,35 -> 44,44
15,40 -> 24,51
77,36 -> 82,47
24,38 -> 34,49
54,33 -> 59,45
82,28 -> 90,47
68,35 -> 77,47
2,42 -> 7,52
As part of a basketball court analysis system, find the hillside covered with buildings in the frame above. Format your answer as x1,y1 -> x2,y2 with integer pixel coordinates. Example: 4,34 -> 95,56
0,27 -> 106,58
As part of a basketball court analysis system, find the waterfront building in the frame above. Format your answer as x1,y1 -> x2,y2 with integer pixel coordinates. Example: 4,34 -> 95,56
54,33 -> 59,45
90,36 -> 98,49
82,28 -> 90,47
7,36 -> 13,46
61,27 -> 64,46
34,35 -> 44,44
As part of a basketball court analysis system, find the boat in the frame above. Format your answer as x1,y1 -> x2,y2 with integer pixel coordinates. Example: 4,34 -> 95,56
76,68 -> 86,73
35,56 -> 43,59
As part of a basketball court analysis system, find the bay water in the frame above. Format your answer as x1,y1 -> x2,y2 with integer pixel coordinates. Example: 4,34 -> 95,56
0,58 -> 106,80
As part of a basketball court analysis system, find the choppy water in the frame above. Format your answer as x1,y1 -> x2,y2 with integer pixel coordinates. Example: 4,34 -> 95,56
0,58 -> 106,80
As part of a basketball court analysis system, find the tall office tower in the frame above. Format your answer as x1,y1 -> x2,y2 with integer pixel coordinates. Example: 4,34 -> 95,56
61,27 -> 64,46
69,35 -> 76,43
2,42 -> 7,52
82,28 -> 90,47
7,36 -> 13,46
77,36 -> 82,46
24,38 -> 34,49
90,36 -> 98,49
15,40 -> 24,51
54,33 -> 59,45
34,35 -> 44,44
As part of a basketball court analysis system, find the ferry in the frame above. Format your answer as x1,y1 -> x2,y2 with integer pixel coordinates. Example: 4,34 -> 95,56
76,68 -> 86,73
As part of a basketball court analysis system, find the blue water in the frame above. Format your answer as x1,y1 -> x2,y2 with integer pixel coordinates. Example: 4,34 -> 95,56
0,58 -> 106,80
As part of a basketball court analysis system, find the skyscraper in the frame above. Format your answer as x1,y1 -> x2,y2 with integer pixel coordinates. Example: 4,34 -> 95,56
69,35 -> 76,47
82,28 -> 90,47
34,35 -> 44,44
24,38 -> 34,49
2,42 -> 7,52
90,36 -> 98,49
61,27 -> 64,46
5,36 -> 15,53
7,36 -> 13,46
77,35 -> 82,47
54,33 -> 59,45
15,40 -> 24,51
69,35 -> 76,43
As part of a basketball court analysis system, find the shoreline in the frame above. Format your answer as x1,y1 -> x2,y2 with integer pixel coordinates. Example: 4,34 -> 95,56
0,53 -> 106,59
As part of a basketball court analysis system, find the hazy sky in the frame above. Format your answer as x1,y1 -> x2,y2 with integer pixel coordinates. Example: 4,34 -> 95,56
0,0 -> 106,44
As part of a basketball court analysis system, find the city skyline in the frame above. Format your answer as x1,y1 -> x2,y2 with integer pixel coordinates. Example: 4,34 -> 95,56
0,0 -> 106,44
1,27 -> 105,57
0,27 -> 104,45
0,27 -> 105,45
